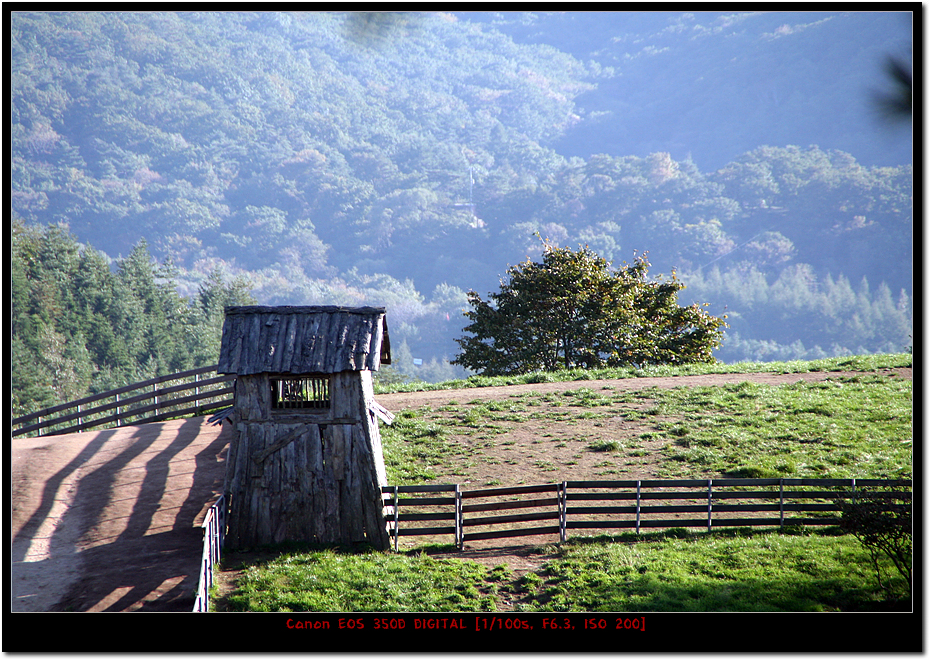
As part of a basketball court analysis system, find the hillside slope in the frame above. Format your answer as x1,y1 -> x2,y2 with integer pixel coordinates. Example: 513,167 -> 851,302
11,11 -> 913,377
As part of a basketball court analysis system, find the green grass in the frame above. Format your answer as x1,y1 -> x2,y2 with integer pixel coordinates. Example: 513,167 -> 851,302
379,365 -> 912,484
517,528 -> 909,612
588,439 -> 624,453
216,528 -> 909,612
222,547 -> 502,612
380,408 -> 467,483
645,376 -> 912,479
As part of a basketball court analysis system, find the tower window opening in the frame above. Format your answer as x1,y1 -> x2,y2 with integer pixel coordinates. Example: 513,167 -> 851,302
271,376 -> 331,410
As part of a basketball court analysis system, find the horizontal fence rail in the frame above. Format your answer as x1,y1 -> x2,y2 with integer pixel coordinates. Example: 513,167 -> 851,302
12,365 -> 235,438
193,495 -> 226,613
383,478 -> 911,549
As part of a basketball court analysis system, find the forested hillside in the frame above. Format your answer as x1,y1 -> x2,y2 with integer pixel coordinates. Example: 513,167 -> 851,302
11,219 -> 256,417
11,11 -> 913,415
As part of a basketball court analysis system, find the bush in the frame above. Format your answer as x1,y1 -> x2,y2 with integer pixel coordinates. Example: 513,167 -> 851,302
836,486 -> 912,598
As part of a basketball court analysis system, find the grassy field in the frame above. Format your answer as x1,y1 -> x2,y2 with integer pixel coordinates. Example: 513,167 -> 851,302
379,355 -> 912,485
213,354 -> 913,612
219,527 -> 908,612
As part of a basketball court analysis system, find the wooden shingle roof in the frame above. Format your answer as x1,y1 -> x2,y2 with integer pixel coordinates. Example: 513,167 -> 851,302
217,305 -> 391,375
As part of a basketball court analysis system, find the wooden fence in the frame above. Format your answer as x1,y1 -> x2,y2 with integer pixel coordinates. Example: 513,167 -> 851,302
382,478 -> 911,549
194,495 -> 226,613
11,365 -> 235,438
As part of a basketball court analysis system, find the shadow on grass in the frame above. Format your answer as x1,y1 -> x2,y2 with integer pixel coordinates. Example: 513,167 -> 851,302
522,527 -> 910,613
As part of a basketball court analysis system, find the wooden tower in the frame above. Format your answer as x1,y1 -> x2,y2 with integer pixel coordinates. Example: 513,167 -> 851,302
217,305 -> 394,551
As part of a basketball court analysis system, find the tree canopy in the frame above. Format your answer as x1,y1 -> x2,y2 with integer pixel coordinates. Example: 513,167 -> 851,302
453,244 -> 728,375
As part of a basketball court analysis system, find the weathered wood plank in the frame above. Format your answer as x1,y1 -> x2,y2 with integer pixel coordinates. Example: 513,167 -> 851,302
340,426 -> 360,542
465,526 -> 561,542
331,372 -> 355,420
321,425 -> 341,542
352,316 -> 373,371
372,315 -> 386,368
255,314 -> 272,373
462,497 -> 560,513
252,426 -> 304,465
269,315 -> 286,374
337,314 -> 356,373
306,424 -> 325,542
463,511 -> 561,527
381,485 -> 459,494
228,422 -> 251,547
229,334 -> 243,376
327,312 -> 345,372
279,313 -> 299,373
360,371 -> 390,490
242,313 -> 262,375
461,484 -> 561,498
299,313 -> 318,372
330,424 -> 346,479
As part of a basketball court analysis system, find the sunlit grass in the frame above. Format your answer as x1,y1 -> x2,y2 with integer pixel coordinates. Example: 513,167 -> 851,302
222,547 -> 500,612
517,527 -> 908,612
216,527 -> 909,612
646,377 -> 912,479
380,408 -> 465,484
380,370 -> 911,484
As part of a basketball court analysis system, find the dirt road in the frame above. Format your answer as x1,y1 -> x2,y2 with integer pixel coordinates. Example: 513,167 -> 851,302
11,416 -> 229,612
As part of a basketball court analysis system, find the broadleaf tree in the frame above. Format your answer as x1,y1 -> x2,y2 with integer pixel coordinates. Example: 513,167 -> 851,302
452,243 -> 728,375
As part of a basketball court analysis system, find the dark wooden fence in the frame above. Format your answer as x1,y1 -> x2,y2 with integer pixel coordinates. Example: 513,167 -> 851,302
11,365 -> 235,438
383,478 -> 911,549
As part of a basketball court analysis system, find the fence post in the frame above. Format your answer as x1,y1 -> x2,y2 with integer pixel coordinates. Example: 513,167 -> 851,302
635,480 -> 641,535
779,478 -> 784,528
153,382 -> 159,418
115,393 -> 121,428
707,479 -> 713,532
851,477 -> 857,505
393,486 -> 400,553
194,372 -> 200,415
455,485 -> 463,550
219,494 -> 226,551
77,404 -> 83,432
37,416 -> 43,437
558,481 -> 567,543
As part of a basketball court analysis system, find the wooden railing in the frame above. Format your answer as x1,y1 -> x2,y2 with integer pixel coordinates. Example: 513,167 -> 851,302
11,365 -> 235,438
193,495 -> 226,613
383,478 -> 911,549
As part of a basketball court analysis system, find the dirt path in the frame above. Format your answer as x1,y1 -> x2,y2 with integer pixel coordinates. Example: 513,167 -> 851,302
11,416 -> 229,612
12,367 -> 910,611
376,368 -> 912,411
